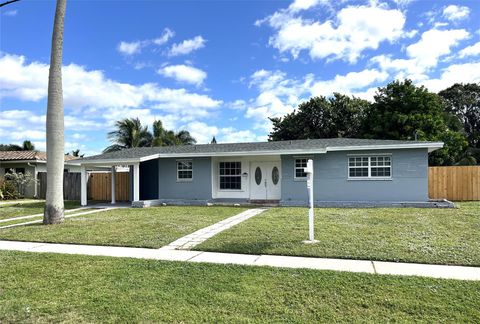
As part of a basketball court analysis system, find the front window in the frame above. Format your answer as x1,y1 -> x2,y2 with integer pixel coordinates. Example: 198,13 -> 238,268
294,158 -> 308,179
177,160 -> 193,181
348,156 -> 391,179
219,161 -> 241,190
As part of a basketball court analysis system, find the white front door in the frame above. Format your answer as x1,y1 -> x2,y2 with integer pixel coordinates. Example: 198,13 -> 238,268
249,162 -> 281,200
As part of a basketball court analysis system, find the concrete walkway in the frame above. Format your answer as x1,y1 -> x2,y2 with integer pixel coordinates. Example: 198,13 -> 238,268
0,207 -> 120,229
0,199 -> 43,206
161,208 -> 266,250
0,240 -> 479,281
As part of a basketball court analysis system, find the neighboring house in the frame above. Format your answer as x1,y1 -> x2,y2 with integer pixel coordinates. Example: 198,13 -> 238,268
76,138 -> 448,207
0,151 -> 80,198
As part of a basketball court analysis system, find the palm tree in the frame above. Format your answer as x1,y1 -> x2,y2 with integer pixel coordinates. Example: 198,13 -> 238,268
44,0 -> 67,225
22,140 -> 35,151
103,118 -> 152,152
151,120 -> 167,146
175,130 -> 196,145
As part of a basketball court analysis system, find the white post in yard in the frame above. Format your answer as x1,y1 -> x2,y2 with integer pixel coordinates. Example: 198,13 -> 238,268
133,163 -> 140,202
111,166 -> 116,204
80,166 -> 87,206
303,159 -> 318,244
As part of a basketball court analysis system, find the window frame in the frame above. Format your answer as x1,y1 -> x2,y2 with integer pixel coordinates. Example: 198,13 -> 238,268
176,159 -> 193,182
294,157 -> 310,181
347,154 -> 392,180
218,161 -> 242,191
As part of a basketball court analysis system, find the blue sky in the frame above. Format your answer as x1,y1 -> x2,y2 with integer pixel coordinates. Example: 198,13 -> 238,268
1,0 -> 479,155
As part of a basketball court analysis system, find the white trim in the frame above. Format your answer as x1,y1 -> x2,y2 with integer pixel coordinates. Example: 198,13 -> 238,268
347,155 -> 392,180
76,142 -> 444,166
294,157 -> 309,181
176,159 -> 193,182
328,142 -> 443,153
218,161 -> 243,191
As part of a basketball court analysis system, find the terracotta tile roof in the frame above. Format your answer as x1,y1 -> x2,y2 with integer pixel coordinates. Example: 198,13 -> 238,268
0,151 -> 79,162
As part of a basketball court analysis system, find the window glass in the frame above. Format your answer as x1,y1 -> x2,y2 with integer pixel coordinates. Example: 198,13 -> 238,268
295,158 -> 308,179
219,162 -> 241,190
348,156 -> 392,179
255,167 -> 262,185
272,166 -> 279,185
177,160 -> 193,181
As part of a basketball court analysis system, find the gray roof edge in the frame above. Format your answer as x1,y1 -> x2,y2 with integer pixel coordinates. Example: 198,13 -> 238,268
77,140 -> 444,165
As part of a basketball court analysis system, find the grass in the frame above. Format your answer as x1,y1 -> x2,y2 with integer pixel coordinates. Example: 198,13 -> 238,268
0,206 -> 246,248
196,202 -> 480,266
0,200 -> 80,220
0,251 -> 479,322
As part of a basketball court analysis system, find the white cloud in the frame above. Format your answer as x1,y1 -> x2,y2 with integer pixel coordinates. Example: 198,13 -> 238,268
3,10 -> 17,16
458,42 -> 480,58
117,41 -> 143,55
259,3 -> 406,63
0,54 -> 222,119
421,62 -> 480,93
311,69 -> 388,98
169,36 -> 206,56
153,28 -> 175,45
443,5 -> 470,21
183,121 -> 265,144
117,28 -> 174,55
157,64 -> 207,86
406,28 -> 468,67
372,28 -> 469,81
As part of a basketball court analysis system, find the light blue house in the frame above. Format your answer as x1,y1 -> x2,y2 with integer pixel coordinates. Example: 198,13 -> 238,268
76,138 -> 448,207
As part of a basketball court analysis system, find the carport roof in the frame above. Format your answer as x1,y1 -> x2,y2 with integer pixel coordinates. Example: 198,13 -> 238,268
76,138 -> 443,165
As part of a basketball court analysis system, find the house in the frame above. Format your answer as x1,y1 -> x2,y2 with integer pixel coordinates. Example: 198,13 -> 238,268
76,138 -> 450,207
0,151 -> 80,198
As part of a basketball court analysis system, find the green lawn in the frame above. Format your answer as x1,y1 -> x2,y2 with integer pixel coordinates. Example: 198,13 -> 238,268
0,251 -> 478,322
0,206 -> 246,248
0,200 -> 80,220
196,202 -> 480,266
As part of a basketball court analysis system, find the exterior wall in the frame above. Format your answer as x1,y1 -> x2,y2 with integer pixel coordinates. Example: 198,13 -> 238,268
0,162 -> 37,198
281,148 -> 429,204
140,160 -> 159,200
158,157 -> 212,200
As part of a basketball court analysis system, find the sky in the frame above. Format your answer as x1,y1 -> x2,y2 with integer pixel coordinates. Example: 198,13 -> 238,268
0,0 -> 479,155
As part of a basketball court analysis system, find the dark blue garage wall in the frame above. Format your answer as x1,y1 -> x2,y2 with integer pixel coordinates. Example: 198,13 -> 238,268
140,159 -> 159,200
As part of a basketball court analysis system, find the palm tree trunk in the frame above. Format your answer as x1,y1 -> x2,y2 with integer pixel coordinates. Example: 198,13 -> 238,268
44,0 -> 67,225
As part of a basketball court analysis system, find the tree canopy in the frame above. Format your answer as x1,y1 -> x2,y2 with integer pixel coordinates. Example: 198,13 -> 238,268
269,79 -> 475,166
269,93 -> 369,141
104,118 -> 196,153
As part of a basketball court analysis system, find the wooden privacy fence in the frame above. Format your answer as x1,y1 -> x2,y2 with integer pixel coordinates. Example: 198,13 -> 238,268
89,172 -> 130,201
38,171 -> 130,201
38,172 -> 81,201
429,166 -> 480,201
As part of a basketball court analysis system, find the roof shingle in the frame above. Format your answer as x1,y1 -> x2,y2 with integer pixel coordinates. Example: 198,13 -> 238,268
79,138 -> 442,163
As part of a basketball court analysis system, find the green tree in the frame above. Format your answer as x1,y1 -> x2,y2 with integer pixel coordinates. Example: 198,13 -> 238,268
104,118 -> 152,152
22,140 -> 35,151
104,118 -> 196,152
363,79 -> 468,166
438,83 -> 480,148
151,120 -> 196,146
269,94 -> 369,141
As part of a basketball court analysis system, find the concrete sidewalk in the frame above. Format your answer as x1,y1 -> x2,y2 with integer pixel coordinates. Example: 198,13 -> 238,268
1,240 -> 479,281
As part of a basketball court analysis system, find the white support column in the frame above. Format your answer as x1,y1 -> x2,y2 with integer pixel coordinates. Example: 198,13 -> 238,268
133,163 -> 140,202
81,166 -> 87,206
111,166 -> 116,204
